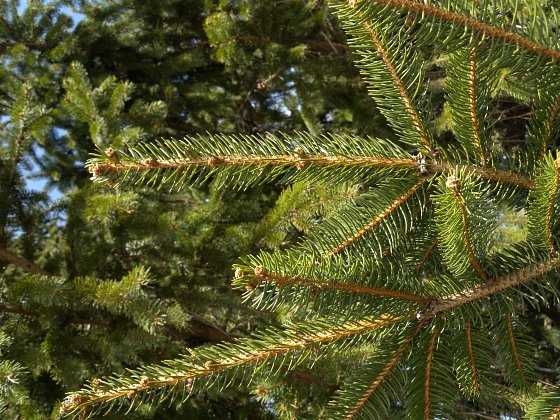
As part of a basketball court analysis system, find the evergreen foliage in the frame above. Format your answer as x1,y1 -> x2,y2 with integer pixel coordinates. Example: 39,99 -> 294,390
62,0 -> 560,418
1,0 -> 385,417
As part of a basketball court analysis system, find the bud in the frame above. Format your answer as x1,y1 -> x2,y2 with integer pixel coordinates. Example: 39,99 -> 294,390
208,157 -> 224,166
143,158 -> 159,167
445,175 -> 460,191
105,147 -> 116,158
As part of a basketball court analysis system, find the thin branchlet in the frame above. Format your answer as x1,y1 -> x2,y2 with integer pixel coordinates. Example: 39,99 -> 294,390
369,0 -> 560,63
424,328 -> 438,420
545,159 -> 560,253
90,155 -> 417,175
415,238 -> 438,272
324,179 -> 426,257
422,258 -> 559,319
344,322 -> 423,419
540,94 -> 560,160
361,21 -> 433,153
446,176 -> 490,282
468,47 -> 485,163
466,319 -> 479,394
247,270 -> 431,304
506,313 -> 527,386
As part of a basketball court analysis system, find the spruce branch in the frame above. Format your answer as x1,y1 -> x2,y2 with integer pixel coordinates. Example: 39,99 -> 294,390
465,320 -> 479,395
61,316 -> 401,417
0,247 -> 50,276
445,175 -> 491,282
421,258 -> 559,319
87,134 -> 417,190
528,154 -> 560,254
344,322 -> 422,419
506,313 -> 527,386
241,267 -> 431,304
323,178 -> 426,257
424,328 -> 438,420
468,48 -> 484,163
361,21 -> 433,153
538,93 -> 560,160
415,237 -> 438,272
431,161 -> 533,189
367,0 -> 560,64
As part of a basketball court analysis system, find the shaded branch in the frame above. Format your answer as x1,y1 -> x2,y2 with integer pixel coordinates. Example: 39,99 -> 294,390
246,268 -> 431,304
0,247 -> 51,276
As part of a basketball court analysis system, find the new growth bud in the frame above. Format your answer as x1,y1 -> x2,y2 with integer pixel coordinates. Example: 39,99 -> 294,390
143,158 -> 159,167
254,266 -> 266,277
105,147 -> 116,158
445,175 -> 460,192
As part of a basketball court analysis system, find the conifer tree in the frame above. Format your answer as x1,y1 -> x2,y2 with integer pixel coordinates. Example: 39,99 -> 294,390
2,0 -> 387,416
61,0 -> 560,418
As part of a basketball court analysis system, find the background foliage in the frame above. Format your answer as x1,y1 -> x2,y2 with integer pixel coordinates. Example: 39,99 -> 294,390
2,0 -> 560,418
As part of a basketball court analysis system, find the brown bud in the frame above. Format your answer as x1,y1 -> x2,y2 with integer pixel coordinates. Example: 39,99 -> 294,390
70,394 -> 83,404
445,175 -> 460,191
245,281 -> 256,291
105,147 -> 116,158
90,164 -> 104,178
208,157 -> 224,166
234,268 -> 245,279
143,158 -> 159,167
256,81 -> 266,90
92,378 -> 102,388
348,0 -> 358,7
254,266 -> 266,277
296,161 -> 307,171
140,376 -> 150,387
127,390 -> 137,399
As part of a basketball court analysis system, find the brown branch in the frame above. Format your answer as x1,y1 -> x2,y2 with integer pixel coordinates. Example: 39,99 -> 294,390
466,319 -> 479,394
361,21 -> 433,153
506,313 -> 527,386
324,179 -> 426,257
448,180 -> 490,282
370,0 -> 560,63
422,258 -> 558,319
540,94 -> 560,160
345,322 -> 422,419
248,270 -> 431,304
468,47 -> 485,163
64,316 -> 398,415
415,237 -> 438,272
0,247 -> 50,276
424,328 -> 438,420
90,155 -> 418,176
431,161 -> 533,189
